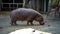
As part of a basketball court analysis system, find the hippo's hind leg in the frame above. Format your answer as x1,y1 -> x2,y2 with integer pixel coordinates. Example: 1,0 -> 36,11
10,19 -> 17,26
10,20 -> 14,25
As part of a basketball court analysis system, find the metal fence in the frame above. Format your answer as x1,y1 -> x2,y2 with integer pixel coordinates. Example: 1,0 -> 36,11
1,3 -> 23,11
1,0 -> 23,11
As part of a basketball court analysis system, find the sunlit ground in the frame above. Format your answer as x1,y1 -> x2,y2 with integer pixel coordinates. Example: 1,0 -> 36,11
9,28 -> 52,34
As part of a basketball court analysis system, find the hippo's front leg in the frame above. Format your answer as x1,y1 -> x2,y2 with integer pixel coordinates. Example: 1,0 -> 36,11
39,21 -> 45,25
27,16 -> 35,25
27,20 -> 34,25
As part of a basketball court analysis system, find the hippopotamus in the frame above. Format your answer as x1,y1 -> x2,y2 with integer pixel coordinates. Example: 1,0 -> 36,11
10,8 -> 44,25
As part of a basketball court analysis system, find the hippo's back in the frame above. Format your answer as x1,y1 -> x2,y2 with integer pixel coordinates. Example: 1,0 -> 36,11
11,8 -> 39,21
11,8 -> 39,16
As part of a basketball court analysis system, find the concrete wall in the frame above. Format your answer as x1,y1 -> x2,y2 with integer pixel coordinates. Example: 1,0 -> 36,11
26,0 -> 44,13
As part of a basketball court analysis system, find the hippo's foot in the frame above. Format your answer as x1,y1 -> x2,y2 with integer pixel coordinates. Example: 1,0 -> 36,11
10,23 -> 14,26
27,23 -> 34,26
11,24 -> 18,26
31,23 -> 34,25
27,24 -> 34,26
40,22 -> 45,25
10,23 -> 18,26
14,24 -> 18,26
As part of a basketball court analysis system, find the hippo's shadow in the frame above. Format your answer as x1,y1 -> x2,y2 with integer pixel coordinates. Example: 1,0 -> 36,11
0,27 -> 3,29
13,24 -> 44,26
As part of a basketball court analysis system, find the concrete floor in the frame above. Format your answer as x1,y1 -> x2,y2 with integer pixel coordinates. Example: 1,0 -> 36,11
0,14 -> 60,34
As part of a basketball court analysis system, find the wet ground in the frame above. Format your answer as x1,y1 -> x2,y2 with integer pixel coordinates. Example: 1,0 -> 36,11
0,14 -> 60,34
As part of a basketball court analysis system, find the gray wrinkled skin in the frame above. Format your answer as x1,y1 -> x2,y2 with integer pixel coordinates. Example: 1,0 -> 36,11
10,8 -> 44,25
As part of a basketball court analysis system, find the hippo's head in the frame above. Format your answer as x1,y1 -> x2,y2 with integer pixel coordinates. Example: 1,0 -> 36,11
35,15 -> 45,25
